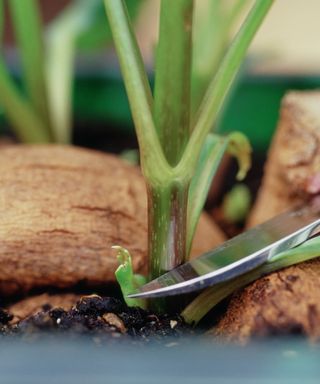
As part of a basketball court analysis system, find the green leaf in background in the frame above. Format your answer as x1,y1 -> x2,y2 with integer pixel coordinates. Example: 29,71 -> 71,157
120,148 -> 139,165
192,0 -> 249,115
77,0 -> 143,52
0,0 -> 3,47
0,58 -> 51,143
0,0 -> 51,143
45,0 -> 144,144
45,0 -> 88,144
222,183 -> 251,223
9,0 -> 52,140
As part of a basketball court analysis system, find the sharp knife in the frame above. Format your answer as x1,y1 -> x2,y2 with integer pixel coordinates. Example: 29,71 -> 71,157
128,205 -> 320,299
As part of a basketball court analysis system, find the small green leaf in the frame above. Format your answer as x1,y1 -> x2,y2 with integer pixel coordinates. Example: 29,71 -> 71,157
120,149 -> 139,165
222,183 -> 251,223
227,131 -> 252,180
113,246 -> 147,309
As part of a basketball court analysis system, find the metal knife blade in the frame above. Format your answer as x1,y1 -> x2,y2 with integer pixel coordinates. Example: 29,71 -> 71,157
128,205 -> 320,299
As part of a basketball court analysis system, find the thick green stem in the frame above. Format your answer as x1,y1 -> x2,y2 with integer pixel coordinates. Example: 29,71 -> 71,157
148,181 -> 189,312
148,182 -> 189,280
104,0 -> 169,182
154,0 -> 193,166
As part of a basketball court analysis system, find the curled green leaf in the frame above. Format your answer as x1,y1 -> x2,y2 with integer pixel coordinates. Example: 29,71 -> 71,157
113,245 -> 147,309
227,131 -> 252,180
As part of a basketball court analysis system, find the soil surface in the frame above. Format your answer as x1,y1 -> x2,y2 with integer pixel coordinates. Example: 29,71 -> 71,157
0,295 -> 192,345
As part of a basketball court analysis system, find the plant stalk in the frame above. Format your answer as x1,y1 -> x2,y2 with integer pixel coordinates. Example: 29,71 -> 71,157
154,0 -> 193,166
104,0 -> 169,181
148,182 -> 189,280
148,181 -> 189,312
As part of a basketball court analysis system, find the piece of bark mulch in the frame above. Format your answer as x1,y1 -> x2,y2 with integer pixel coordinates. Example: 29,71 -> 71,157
212,258 -> 320,344
0,144 -> 224,297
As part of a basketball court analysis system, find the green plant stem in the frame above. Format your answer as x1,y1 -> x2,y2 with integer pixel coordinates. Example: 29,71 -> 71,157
154,0 -> 193,166
0,58 -> 51,143
180,0 -> 273,174
9,0 -> 52,140
151,0 -> 194,282
148,181 -> 189,312
182,237 -> 320,325
104,0 -> 169,183
105,0 -> 194,313
105,0 -> 272,315
148,182 -> 189,280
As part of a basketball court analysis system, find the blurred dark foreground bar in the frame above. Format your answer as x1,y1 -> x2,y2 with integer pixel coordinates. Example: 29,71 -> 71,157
0,337 -> 319,384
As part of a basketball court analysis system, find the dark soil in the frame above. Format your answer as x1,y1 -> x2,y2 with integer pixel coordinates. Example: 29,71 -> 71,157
0,295 -> 192,345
